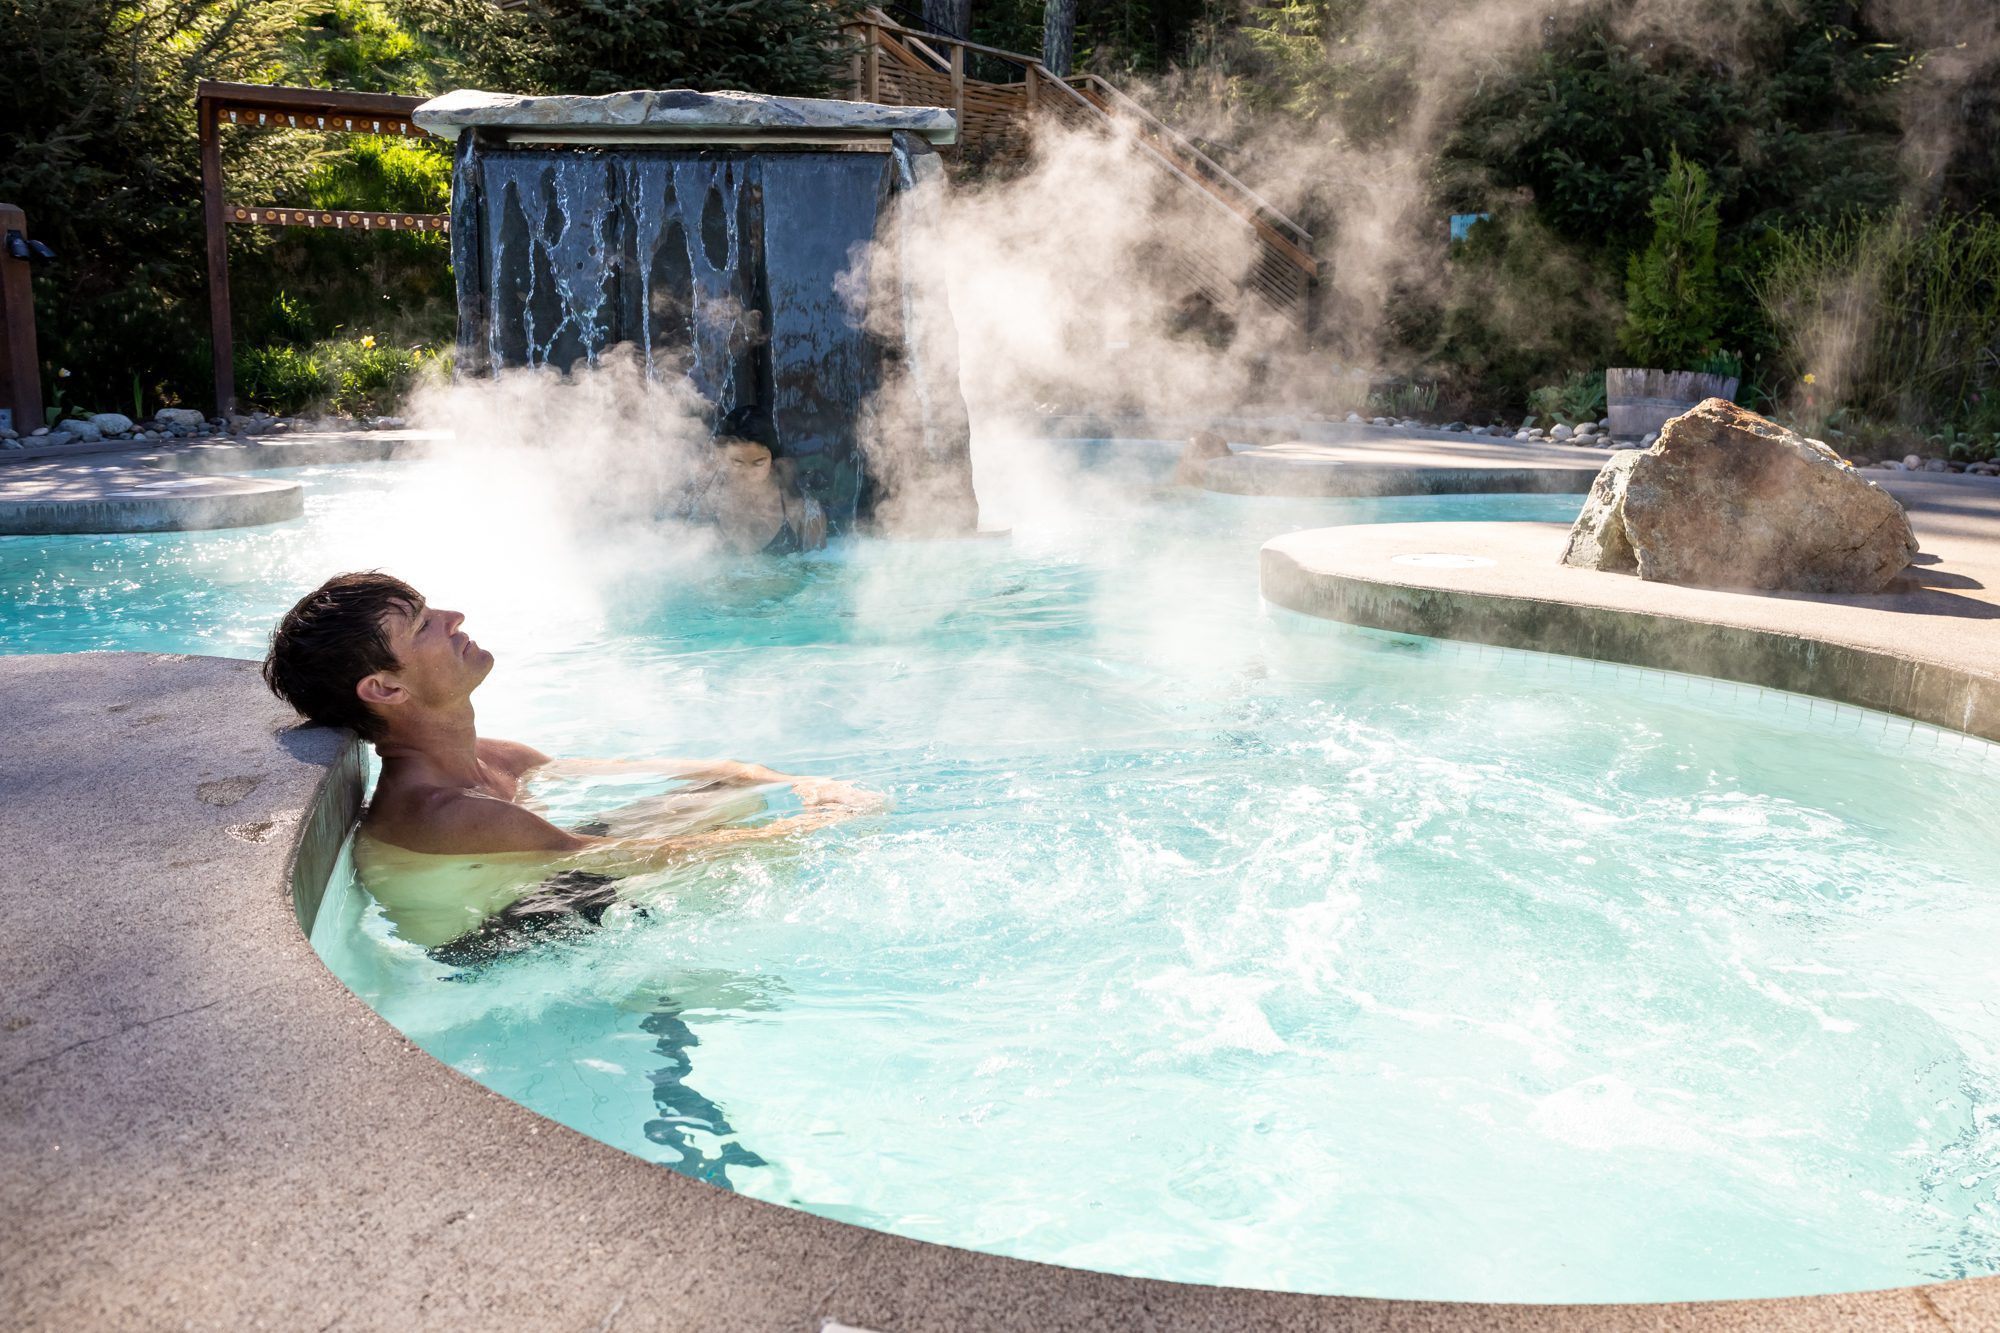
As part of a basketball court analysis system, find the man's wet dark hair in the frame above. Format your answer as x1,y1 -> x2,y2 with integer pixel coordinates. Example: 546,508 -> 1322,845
263,571 -> 422,741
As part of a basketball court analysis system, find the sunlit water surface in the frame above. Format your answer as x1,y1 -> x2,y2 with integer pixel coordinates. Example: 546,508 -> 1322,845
4,443 -> 1997,1302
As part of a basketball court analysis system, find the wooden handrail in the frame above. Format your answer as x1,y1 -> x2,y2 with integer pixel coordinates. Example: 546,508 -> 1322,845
1074,73 -> 1313,248
846,12 -> 1321,315
850,13 -> 1314,275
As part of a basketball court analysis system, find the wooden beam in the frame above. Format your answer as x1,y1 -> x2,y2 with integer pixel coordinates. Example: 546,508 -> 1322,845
863,26 -> 881,102
197,82 -> 434,138
200,96 -> 234,419
0,203 -> 43,434
228,206 -> 449,232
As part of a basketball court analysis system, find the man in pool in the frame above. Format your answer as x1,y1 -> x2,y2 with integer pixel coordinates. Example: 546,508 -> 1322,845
262,570 -> 882,950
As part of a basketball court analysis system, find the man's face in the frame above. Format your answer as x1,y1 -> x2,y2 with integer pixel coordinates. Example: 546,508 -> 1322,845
367,597 -> 495,714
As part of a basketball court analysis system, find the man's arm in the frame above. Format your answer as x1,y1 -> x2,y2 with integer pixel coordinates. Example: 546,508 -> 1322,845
529,756 -> 792,785
382,786 -> 868,869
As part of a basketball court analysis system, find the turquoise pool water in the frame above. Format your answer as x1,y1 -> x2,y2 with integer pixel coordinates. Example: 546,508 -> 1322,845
5,445 -> 1997,1303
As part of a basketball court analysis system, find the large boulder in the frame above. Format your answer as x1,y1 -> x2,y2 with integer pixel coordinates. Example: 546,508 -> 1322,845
1561,398 -> 1918,593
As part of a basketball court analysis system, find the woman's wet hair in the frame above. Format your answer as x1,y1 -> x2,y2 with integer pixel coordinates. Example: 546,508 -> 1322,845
714,403 -> 779,452
263,570 -> 421,741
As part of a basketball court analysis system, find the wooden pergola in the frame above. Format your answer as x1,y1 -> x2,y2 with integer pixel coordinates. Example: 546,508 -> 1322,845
197,81 -> 450,417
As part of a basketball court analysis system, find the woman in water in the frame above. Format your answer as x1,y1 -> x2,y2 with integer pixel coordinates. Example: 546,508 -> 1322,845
689,405 -> 828,555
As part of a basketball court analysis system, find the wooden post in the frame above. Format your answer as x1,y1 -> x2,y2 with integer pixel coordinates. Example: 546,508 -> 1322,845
199,95 -> 234,419
0,203 -> 43,434
862,24 -> 881,103
1024,64 -> 1039,115
950,43 -> 966,161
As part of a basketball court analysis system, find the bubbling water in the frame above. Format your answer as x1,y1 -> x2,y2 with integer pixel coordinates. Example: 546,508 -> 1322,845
256,449 -> 2000,1305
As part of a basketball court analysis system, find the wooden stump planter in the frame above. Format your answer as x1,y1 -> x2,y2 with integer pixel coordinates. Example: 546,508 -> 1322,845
1606,368 -> 1739,442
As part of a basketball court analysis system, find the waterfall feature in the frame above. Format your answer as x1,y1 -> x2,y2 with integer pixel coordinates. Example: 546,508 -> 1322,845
414,89 -> 980,535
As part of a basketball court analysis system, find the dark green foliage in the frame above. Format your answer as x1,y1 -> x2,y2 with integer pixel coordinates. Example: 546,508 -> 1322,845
395,0 -> 861,98
0,0 -> 308,412
1619,148 -> 1722,369
1404,208 -> 1622,419
1445,2 -> 1907,255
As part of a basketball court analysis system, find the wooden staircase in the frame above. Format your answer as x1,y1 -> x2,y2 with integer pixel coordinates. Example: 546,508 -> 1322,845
843,9 -> 1318,329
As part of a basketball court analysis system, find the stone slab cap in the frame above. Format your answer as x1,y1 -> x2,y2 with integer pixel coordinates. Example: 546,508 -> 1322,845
1562,397 -> 1919,593
413,88 -> 958,146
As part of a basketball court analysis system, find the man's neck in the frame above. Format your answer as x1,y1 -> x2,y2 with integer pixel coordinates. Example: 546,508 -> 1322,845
375,702 -> 484,785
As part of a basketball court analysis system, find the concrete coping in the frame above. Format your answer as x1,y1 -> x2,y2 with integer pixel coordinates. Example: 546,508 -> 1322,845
0,429 -> 441,535
414,87 -> 959,146
1259,473 -> 2000,744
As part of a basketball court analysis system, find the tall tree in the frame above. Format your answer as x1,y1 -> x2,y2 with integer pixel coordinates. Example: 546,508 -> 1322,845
1042,0 -> 1074,74
922,0 -> 970,40
0,0 -> 308,411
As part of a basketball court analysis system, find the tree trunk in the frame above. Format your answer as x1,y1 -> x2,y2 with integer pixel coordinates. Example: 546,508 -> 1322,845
922,0 -> 970,40
1042,0 -> 1075,75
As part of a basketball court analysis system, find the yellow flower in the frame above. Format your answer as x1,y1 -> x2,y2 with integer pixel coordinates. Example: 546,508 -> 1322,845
1802,373 -> 1817,385
359,335 -> 376,349
57,367 -> 70,378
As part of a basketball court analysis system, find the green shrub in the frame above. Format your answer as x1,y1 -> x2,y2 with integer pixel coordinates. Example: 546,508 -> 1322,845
237,335 -> 440,416
1619,148 -> 1723,370
1526,370 -> 1608,427
1757,211 -> 2000,434
1368,380 -> 1439,420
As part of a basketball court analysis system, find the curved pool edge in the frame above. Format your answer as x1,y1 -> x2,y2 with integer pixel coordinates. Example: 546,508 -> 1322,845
1,650 -> 1993,1330
1261,511 -> 2000,746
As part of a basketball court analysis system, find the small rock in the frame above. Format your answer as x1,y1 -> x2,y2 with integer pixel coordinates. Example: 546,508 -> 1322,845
2,437 -> 22,450
0,426 -> 15,440
1551,424 -> 1574,440
1641,431 -> 1661,448
1514,429 -> 1532,440
1875,460 -> 1904,470
1445,421 -> 1467,432
30,426 -> 49,437
88,412 -> 134,435
56,419 -> 103,442
156,407 -> 205,430
1598,418 -> 1612,430
1923,458 -> 1949,472
1370,416 -> 1390,427
1345,412 -> 1363,424
1903,453 -> 1922,469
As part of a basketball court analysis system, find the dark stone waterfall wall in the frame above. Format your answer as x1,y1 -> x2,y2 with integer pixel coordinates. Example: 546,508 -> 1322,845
450,136 -> 973,533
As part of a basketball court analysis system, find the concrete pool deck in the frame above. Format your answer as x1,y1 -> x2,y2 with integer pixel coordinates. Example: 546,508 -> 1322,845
0,428 -> 443,534
1262,473 -> 2000,744
5,651 -> 1999,1330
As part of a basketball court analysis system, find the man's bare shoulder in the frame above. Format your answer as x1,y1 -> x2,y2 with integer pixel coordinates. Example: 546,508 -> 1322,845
478,737 -> 554,778
365,783 -> 585,856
